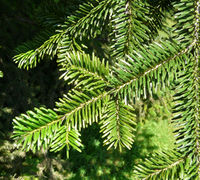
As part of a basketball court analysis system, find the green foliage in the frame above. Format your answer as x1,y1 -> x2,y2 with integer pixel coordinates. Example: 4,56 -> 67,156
100,99 -> 136,151
133,150 -> 185,179
13,107 -> 58,152
0,71 -> 3,78
11,0 -> 200,179
1,94 -> 174,179
58,51 -> 110,88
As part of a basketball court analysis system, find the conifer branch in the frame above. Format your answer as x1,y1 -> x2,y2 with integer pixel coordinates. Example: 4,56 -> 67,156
14,0 -> 113,69
133,151 -> 185,179
113,41 -> 195,97
193,0 -> 200,175
11,0 -> 200,176
143,158 -> 184,180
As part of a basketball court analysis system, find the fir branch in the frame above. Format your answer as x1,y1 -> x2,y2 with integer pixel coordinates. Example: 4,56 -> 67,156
193,0 -> 200,175
55,89 -> 110,130
110,0 -> 151,61
133,151 -> 185,179
11,1 -> 200,176
14,0 -> 113,69
50,124 -> 83,157
57,51 -> 110,89
12,108 -> 59,152
111,40 -> 195,101
100,97 -> 136,150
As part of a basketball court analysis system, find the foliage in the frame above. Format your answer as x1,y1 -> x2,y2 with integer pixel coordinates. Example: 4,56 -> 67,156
11,0 -> 200,179
0,95 -> 175,179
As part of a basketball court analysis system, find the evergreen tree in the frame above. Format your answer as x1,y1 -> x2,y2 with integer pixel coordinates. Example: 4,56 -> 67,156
12,0 -> 200,178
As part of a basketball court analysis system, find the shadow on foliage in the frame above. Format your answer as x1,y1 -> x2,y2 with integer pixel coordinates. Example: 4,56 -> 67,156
57,124 -> 157,180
